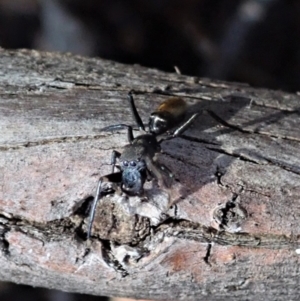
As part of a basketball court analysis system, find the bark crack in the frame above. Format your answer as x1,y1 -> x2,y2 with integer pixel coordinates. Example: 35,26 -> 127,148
157,219 -> 299,250
0,134 -> 111,151
206,146 -> 260,164
0,196 -> 299,279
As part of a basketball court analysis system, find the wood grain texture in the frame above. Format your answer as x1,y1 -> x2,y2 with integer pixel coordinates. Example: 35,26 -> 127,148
0,49 -> 300,301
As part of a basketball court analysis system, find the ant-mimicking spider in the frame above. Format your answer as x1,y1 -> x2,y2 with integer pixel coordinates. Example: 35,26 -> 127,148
87,91 -> 198,238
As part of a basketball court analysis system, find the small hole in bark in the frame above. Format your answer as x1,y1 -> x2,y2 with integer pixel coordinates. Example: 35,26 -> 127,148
75,225 -> 88,241
213,201 -> 247,232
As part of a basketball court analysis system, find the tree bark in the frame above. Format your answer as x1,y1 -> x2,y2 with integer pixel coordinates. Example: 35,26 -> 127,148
0,48 -> 300,301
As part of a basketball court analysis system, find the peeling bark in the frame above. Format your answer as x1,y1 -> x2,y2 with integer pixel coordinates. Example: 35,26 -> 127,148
0,49 -> 300,301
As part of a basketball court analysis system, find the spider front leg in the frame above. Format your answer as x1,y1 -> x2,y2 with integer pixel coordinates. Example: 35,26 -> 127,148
100,124 -> 135,143
127,91 -> 146,131
87,172 -> 123,239
111,150 -> 121,173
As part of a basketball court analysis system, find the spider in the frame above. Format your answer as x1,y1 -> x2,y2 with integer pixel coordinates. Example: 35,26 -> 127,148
87,91 -> 198,238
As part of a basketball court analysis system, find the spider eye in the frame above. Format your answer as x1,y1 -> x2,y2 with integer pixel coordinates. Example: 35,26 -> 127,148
130,161 -> 136,166
123,161 -> 129,166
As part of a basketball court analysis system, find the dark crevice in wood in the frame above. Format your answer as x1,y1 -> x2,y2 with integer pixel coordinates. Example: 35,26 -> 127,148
99,240 -> 129,277
214,166 -> 224,186
180,134 -> 221,146
260,157 -> 300,176
0,227 -> 10,256
159,219 -> 298,250
0,134 -> 111,151
203,243 -> 212,266
217,193 -> 238,230
205,146 -> 260,165
249,100 -> 300,113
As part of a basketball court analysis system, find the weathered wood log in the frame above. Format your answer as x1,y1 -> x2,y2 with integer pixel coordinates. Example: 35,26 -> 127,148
0,48 -> 300,301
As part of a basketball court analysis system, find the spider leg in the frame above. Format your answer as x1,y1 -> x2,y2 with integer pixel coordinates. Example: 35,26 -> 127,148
87,172 -> 122,239
100,123 -> 134,144
100,124 -> 134,143
87,178 -> 103,239
128,91 -> 145,132
111,150 -> 121,173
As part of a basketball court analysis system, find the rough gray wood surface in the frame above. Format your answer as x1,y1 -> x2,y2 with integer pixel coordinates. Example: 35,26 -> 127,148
0,48 -> 300,300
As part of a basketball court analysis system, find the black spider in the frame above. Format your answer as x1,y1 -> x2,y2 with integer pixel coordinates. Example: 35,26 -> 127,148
87,91 -> 198,238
